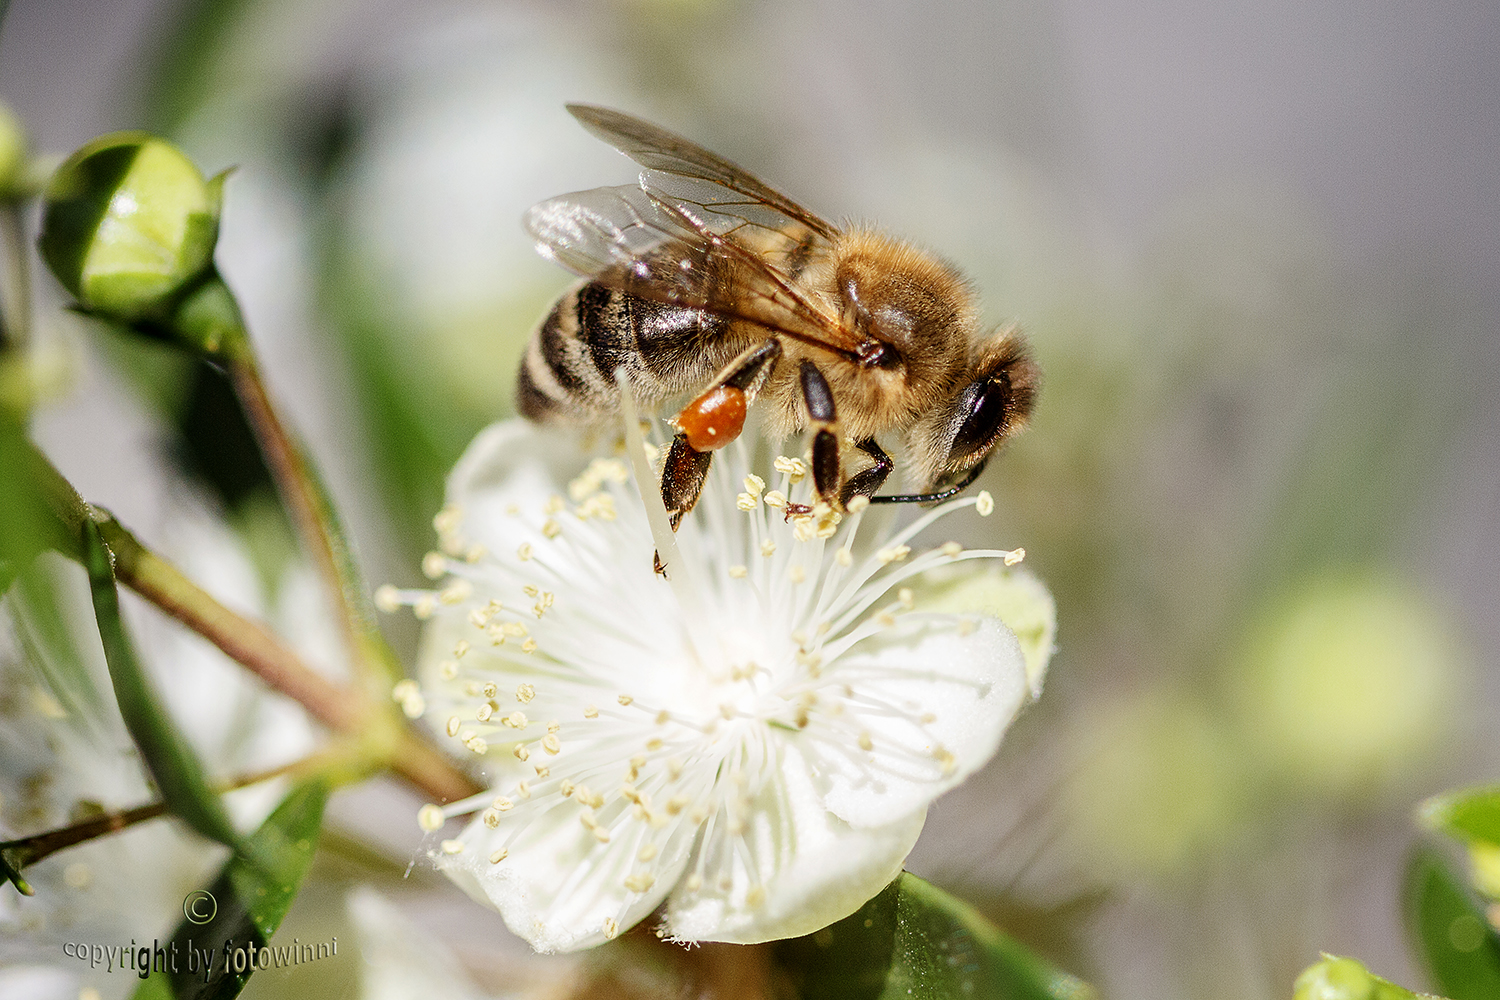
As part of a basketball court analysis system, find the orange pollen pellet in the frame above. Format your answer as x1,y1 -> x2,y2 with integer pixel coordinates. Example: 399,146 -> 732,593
678,385 -> 747,453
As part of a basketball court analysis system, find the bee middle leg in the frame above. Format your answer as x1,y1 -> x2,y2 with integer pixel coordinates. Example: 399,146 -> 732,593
799,360 -> 846,510
662,338 -> 782,530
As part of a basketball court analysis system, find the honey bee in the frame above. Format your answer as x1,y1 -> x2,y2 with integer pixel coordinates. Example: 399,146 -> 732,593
517,105 -> 1037,529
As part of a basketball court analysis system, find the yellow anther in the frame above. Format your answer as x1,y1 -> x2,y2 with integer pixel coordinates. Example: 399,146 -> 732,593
763,490 -> 788,509
542,734 -> 561,755
413,596 -> 435,620
489,849 -> 508,864
465,737 -> 488,755
624,872 -> 656,893
761,539 -> 777,557
482,809 -> 500,829
521,639 -> 538,653
584,704 -> 599,719
516,683 -> 536,703
439,580 -> 472,604
492,796 -> 514,812
728,564 -> 748,578
835,548 -> 852,567
513,743 -> 530,762
788,565 -> 806,584
1004,547 -> 1025,566
517,780 -> 531,798
476,703 -> 494,722
374,585 -> 401,613
618,694 -> 634,706
975,490 -> 994,516
433,506 -> 463,535
744,473 -> 765,495
446,716 -> 461,737
858,732 -> 874,752
541,519 -> 561,539
638,843 -> 659,862
422,552 -> 448,579
736,492 -> 758,511
877,545 -> 911,565
441,839 -> 465,855
941,541 -> 963,557
516,543 -> 533,561
417,804 -> 444,832
845,495 -> 870,513
898,587 -> 915,609
746,886 -> 767,908
655,710 -> 671,725
602,918 -> 619,939
453,639 -> 470,658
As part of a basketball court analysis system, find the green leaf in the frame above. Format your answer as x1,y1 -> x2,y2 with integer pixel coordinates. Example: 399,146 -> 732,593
1421,786 -> 1500,847
81,518 -> 243,852
132,780 -> 329,1000
1404,846 -> 1500,1000
775,873 -> 1095,1000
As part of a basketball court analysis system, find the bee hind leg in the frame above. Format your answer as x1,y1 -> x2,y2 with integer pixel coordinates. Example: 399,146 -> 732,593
664,339 -> 782,530
662,433 -> 713,531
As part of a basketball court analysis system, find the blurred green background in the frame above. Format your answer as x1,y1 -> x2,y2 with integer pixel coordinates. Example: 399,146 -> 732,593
1,0 -> 1496,997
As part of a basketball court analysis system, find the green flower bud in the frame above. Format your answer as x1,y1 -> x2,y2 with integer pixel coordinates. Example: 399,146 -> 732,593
39,133 -> 224,323
1292,954 -> 1425,1000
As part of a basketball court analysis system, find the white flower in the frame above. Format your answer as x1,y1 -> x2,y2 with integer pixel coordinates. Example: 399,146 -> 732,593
394,418 -> 1050,953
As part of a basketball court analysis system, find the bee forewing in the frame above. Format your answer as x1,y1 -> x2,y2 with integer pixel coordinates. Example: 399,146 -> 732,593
567,103 -> 838,242
524,184 -> 674,279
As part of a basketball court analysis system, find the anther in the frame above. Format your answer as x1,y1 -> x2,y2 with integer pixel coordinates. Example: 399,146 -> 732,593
489,849 -> 508,864
417,804 -> 444,831
898,587 -> 915,609
516,684 -> 535,703
1005,547 -> 1025,566
521,639 -> 538,653
736,493 -> 758,511
513,744 -> 530,762
655,710 -> 671,725
975,490 -> 994,516
492,796 -> 514,812
584,705 -> 599,719
482,809 -> 500,829
618,694 -> 634,706
516,543 -> 533,561
764,490 -> 788,509
761,540 -> 777,557
422,552 -> 448,579
638,843 -> 659,862
504,711 -> 529,729
541,519 -> 561,539
602,918 -> 619,939
453,639 -> 470,658
374,585 -> 401,613
439,580 -> 472,604
441,839 -> 465,855
877,545 -> 911,565
845,495 -> 870,513
440,660 -> 459,679
624,873 -> 656,893
788,565 -> 806,584
858,732 -> 874,752
728,564 -> 748,578
542,734 -> 561,755
446,716 -> 461,737
942,541 -> 963,557
744,473 -> 765,496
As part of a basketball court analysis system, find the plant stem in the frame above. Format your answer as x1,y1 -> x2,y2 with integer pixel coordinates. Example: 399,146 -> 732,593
96,514 -> 364,733
0,201 -> 30,350
227,352 -> 400,688
0,754 -> 323,878
24,445 -> 481,805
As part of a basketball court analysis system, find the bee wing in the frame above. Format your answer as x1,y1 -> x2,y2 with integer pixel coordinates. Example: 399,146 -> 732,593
566,103 -> 839,243
526,183 -> 863,356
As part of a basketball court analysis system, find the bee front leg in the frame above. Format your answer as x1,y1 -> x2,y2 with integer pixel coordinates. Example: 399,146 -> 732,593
799,360 -> 845,510
839,438 -> 893,507
663,338 -> 782,530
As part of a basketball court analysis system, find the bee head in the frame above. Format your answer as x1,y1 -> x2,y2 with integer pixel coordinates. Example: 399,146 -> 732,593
911,330 -> 1037,491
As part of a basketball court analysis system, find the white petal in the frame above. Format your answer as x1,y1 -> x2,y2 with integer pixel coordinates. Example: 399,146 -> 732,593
440,795 -> 696,953
664,742 -> 925,945
445,420 -> 588,549
817,616 -> 1027,828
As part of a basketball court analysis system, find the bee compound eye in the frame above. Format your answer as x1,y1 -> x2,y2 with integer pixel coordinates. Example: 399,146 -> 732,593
947,373 -> 1011,464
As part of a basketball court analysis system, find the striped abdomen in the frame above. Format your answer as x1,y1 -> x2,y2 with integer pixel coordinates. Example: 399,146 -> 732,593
516,281 -> 742,425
